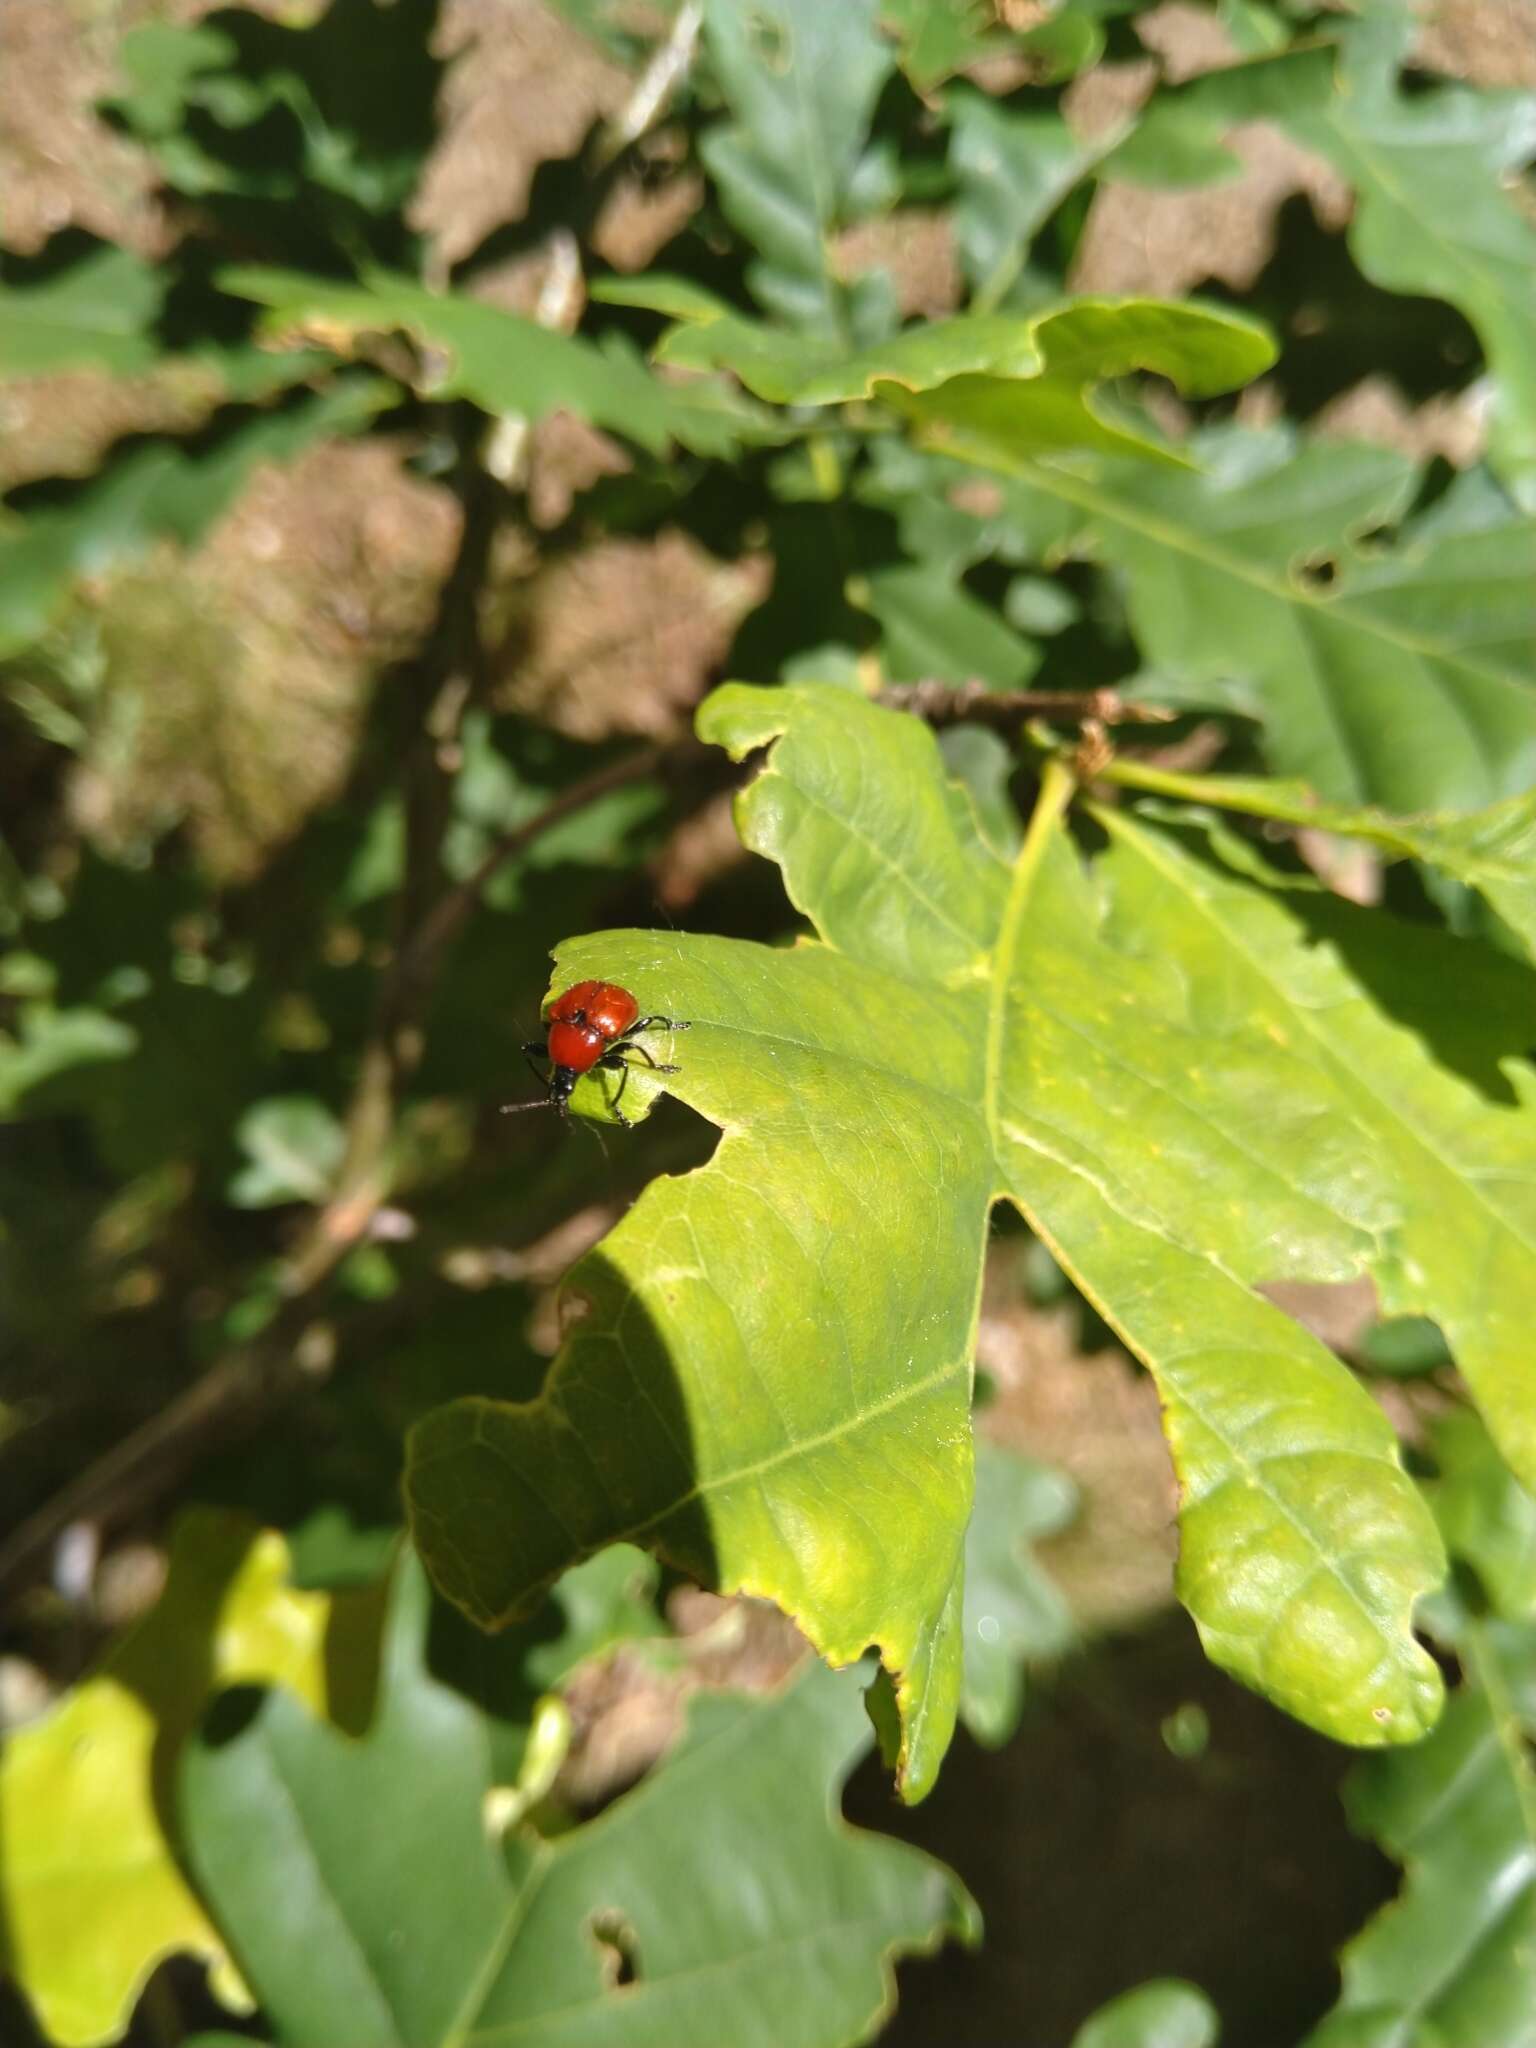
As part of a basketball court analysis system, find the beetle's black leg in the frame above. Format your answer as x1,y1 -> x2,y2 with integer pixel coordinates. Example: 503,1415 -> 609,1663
623,1014 -> 691,1038
612,1041 -> 679,1076
598,1055 -> 632,1126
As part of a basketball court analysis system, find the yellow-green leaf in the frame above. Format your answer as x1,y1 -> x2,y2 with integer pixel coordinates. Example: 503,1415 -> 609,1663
408,686 -> 1455,1801
644,297 -> 1275,463
1098,807 -> 1536,1511
0,1513 -> 375,2047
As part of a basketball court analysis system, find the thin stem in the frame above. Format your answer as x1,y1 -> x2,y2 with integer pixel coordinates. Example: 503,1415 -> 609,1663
1096,755 -> 1304,812
877,680 -> 1176,732
399,740 -> 680,991
982,750 -> 1077,1143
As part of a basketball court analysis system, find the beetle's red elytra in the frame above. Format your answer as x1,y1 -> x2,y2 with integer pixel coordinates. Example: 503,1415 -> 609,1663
502,980 -> 690,1125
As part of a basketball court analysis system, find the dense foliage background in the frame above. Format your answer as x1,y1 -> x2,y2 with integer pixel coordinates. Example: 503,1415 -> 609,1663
2,1 -> 1535,2043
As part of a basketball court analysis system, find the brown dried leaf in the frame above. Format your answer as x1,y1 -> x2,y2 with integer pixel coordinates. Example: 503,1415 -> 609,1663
64,439 -> 456,879
977,1283 -> 1179,1632
1071,122 -> 1351,297
497,533 -> 770,740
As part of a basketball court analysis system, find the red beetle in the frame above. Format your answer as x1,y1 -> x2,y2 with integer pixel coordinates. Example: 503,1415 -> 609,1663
503,980 -> 690,1124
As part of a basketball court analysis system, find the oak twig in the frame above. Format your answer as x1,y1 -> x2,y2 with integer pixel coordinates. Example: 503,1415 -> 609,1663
876,680 -> 1176,731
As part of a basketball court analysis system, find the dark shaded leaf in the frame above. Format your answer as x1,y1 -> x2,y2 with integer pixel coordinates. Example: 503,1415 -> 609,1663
960,1440 -> 1076,1747
1307,1624 -> 1536,2047
106,0 -> 445,272
181,1550 -> 977,2047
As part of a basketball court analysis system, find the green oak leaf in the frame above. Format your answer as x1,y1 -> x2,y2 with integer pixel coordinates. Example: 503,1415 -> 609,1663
954,426 -> 1536,813
179,1548 -> 977,2048
0,1004 -> 137,1113
0,246 -> 165,378
1147,20 -> 1536,504
883,0 -> 1102,90
1427,1413 -> 1536,1625
700,0 -> 895,336
106,0 -> 445,272
1307,1623 -> 1536,2048
0,245 -> 324,399
1073,1979 -> 1221,2048
948,88 -> 1109,313
640,297 -> 1273,463
0,377 -> 392,659
875,300 -> 1273,465
407,683 -> 1446,1802
0,1513 -> 378,2048
1101,761 -> 1536,964
1096,806 -> 1536,1514
1097,91 -> 1249,190
882,0 -> 1006,90
226,1096 -> 347,1208
859,560 -> 1041,687
219,266 -> 764,457
961,1440 -> 1076,1747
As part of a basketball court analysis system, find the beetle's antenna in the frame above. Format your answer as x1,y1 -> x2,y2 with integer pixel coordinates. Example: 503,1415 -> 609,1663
499,1097 -> 562,1116
577,1114 -> 614,1163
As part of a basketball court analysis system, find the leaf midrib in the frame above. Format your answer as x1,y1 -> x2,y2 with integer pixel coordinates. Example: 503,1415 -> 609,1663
983,758 -> 1071,1158
251,1724 -> 404,2046
412,1252 -> 975,1629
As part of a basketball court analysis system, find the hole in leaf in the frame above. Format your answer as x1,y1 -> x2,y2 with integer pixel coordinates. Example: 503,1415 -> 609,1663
1294,552 -> 1339,590
745,10 -> 790,70
590,1907 -> 642,1988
